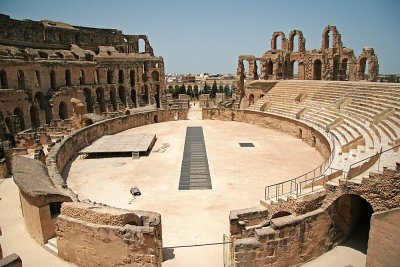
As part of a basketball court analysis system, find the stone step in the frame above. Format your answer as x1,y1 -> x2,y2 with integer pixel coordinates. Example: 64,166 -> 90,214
44,237 -> 58,256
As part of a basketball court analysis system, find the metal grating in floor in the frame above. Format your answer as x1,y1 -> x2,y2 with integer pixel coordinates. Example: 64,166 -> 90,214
239,142 -> 255,147
179,126 -> 212,190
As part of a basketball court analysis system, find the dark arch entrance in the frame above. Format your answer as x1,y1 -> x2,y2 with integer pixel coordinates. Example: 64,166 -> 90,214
110,88 -> 118,111
30,106 -> 40,129
59,101 -> 68,120
155,85 -> 160,108
248,94 -> 254,106
313,59 -> 322,80
118,86 -> 127,107
83,88 -> 94,113
13,108 -> 25,131
96,87 -> 106,112
131,89 -> 137,108
331,194 -> 373,253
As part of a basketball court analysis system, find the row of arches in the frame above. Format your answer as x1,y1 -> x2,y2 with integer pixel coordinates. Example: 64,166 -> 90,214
0,67 -> 161,91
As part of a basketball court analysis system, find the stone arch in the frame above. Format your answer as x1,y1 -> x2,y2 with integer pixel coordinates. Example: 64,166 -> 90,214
96,87 -> 106,112
30,105 -> 40,129
58,101 -> 68,120
330,194 -> 374,253
130,89 -> 137,108
130,69 -> 135,86
65,69 -> 72,86
271,32 -> 287,50
83,88 -> 94,113
50,70 -> 56,90
289,30 -> 305,52
155,84 -> 160,108
0,69 -> 8,89
333,56 -> 340,80
109,87 -> 118,111
289,60 -> 299,79
142,85 -> 149,104
17,70 -> 25,90
118,69 -> 124,84
313,59 -> 322,80
138,38 -> 146,53
79,70 -> 85,85
151,70 -> 159,82
107,69 -> 114,84
13,107 -> 25,131
357,48 -> 379,81
267,60 -> 273,78
340,58 -> 350,81
322,25 -> 341,50
118,86 -> 127,106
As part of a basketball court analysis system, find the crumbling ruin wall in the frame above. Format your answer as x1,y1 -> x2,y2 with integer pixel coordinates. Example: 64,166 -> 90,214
57,202 -> 162,267
235,25 -> 379,99
229,162 -> 400,266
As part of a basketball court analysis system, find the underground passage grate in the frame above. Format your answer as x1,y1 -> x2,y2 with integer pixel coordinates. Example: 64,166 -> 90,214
239,142 -> 255,147
179,127 -> 212,190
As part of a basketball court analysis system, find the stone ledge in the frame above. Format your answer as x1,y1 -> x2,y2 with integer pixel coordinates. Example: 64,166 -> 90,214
271,208 -> 324,230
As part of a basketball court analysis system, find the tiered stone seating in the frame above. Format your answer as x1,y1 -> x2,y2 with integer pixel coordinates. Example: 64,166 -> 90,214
245,80 -> 400,175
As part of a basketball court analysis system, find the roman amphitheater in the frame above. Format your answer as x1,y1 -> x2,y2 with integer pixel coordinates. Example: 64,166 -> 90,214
0,14 -> 399,267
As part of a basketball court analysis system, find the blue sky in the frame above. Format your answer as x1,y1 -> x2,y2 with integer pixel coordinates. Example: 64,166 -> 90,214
1,0 -> 399,74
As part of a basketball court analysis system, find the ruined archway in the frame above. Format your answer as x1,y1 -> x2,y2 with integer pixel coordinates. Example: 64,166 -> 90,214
118,70 -> 124,84
0,70 -> 8,89
96,87 -> 106,113
110,87 -> 118,111
30,105 -> 40,129
58,101 -> 68,120
359,57 -> 368,81
118,86 -> 127,107
130,89 -> 137,108
289,60 -> 299,79
17,70 -> 25,90
83,88 -> 94,113
13,108 -> 25,131
313,59 -> 322,80
248,94 -> 254,106
65,69 -> 72,86
155,85 -> 160,108
151,70 -> 159,82
331,194 -> 374,253
50,70 -> 56,90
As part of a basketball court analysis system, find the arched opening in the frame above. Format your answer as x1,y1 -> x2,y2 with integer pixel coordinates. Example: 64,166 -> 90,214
65,69 -> 72,86
130,69 -> 135,86
138,39 -> 146,53
142,85 -> 149,104
0,70 -> 8,89
274,35 -> 283,50
291,34 -> 299,52
35,70 -> 41,87
107,69 -> 113,84
96,87 -> 106,112
313,59 -> 322,80
324,30 -> 333,49
340,58 -> 349,81
331,194 -> 373,253
154,115 -> 158,123
248,94 -> 254,106
13,108 -> 25,131
110,88 -> 118,111
155,85 -> 161,108
79,70 -> 85,85
243,60 -> 250,79
55,52 -> 64,59
118,86 -> 126,106
83,88 -> 94,113
50,70 -> 56,90
30,106 -> 40,129
58,101 -> 68,120
118,69 -> 124,84
277,63 -> 283,79
360,58 -> 369,80
290,60 -> 299,79
271,211 -> 291,220
255,60 -> 260,80
333,58 -> 340,80
267,61 -> 273,78
83,118 -> 94,126
151,70 -> 159,82
130,89 -> 137,108
142,63 -> 147,82
38,51 -> 48,59
17,70 -> 25,90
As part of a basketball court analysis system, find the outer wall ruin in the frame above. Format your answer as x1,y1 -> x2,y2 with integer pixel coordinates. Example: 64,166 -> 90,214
235,25 -> 379,100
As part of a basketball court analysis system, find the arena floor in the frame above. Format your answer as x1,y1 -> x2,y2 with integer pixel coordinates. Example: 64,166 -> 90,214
65,107 -> 325,267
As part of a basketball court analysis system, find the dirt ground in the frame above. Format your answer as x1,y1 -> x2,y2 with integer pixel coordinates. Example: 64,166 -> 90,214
66,108 -> 324,267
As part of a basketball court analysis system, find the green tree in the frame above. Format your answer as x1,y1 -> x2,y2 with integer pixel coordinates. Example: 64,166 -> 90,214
224,85 -> 231,97
194,86 -> 199,98
210,80 -> 218,98
179,84 -> 186,95
186,86 -> 194,98
218,85 -> 224,93
202,82 -> 210,94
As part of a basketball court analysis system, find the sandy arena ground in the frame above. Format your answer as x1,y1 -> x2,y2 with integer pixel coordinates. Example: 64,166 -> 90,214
65,109 -> 324,267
